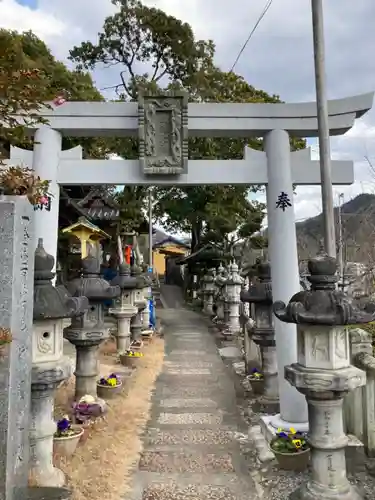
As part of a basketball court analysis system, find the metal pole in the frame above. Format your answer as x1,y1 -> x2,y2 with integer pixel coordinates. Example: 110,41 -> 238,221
148,188 -> 153,269
338,193 -> 344,287
311,0 -> 336,257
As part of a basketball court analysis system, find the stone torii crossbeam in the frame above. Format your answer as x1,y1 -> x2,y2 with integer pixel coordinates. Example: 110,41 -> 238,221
7,91 -> 374,434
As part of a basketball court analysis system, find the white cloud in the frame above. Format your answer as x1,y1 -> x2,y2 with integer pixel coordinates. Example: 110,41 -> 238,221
1,0 -> 66,40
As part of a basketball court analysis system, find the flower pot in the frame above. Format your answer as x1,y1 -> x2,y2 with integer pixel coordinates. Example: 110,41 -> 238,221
96,380 -> 123,399
272,447 -> 310,471
141,330 -> 154,344
53,426 -> 84,458
130,340 -> 143,351
119,353 -> 142,368
249,377 -> 264,395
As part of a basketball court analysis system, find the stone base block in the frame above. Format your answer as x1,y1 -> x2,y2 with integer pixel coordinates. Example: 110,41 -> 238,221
289,481 -> 364,500
260,414 -> 309,440
253,397 -> 280,415
22,487 -> 71,500
248,425 -> 275,463
29,467 -> 65,489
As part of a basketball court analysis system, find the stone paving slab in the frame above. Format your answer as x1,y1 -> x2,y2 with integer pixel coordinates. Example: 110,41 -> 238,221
157,386 -> 218,398
143,428 -> 237,446
164,368 -> 212,375
159,398 -> 218,408
163,361 -> 215,368
139,451 -> 235,473
140,482 -> 247,500
157,412 -> 223,426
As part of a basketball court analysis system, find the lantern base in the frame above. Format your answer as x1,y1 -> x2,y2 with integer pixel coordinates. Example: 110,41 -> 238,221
290,481 -> 364,500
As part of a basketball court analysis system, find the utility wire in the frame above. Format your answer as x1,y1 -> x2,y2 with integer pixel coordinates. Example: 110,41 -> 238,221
229,0 -> 274,73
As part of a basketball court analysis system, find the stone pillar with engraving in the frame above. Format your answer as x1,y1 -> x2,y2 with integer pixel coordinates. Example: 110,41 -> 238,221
204,268 -> 216,316
109,263 -> 138,353
130,265 -> 148,342
30,239 -> 88,487
215,264 -> 227,324
0,197 -> 72,500
241,261 -> 279,412
64,254 -> 120,400
274,252 -> 371,500
192,274 -> 198,300
226,261 -> 243,335
223,266 -> 231,325
200,271 -> 209,315
140,264 -> 153,330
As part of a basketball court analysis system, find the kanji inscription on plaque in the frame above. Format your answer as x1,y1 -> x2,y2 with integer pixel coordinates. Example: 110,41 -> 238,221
138,92 -> 188,175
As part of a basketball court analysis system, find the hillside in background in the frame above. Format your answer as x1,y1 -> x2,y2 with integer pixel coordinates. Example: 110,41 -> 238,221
297,193 -> 375,263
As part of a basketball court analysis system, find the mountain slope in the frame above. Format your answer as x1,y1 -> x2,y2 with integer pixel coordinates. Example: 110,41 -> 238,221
297,193 -> 375,263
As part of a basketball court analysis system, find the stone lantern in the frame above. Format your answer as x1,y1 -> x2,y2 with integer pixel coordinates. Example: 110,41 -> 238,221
64,254 -> 121,400
204,268 -> 216,316
241,261 -> 279,412
109,263 -> 138,352
31,239 -> 89,487
226,261 -> 243,334
130,265 -> 148,342
274,251 -> 372,500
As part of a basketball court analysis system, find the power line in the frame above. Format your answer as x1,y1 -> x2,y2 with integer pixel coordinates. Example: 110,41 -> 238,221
229,0 -> 274,73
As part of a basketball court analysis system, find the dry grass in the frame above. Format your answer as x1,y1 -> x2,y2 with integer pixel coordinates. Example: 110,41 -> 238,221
54,336 -> 165,500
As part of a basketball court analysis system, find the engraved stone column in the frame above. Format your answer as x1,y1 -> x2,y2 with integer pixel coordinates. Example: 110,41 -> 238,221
64,255 -> 120,400
223,267 -> 230,325
241,261 -> 279,412
226,262 -> 243,335
109,263 -> 137,353
205,268 -> 216,316
215,264 -> 227,323
0,196 -> 34,500
192,274 -> 198,300
130,265 -> 147,342
274,251 -> 371,500
140,265 -> 153,329
200,271 -> 209,314
30,239 -> 88,487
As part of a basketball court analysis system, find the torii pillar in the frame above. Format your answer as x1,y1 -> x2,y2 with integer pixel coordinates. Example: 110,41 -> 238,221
9,142 -> 83,272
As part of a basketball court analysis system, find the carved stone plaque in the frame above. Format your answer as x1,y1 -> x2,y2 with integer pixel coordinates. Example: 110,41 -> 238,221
138,92 -> 188,175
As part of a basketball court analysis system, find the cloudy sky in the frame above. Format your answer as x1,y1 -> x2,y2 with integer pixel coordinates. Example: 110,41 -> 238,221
2,0 -> 375,222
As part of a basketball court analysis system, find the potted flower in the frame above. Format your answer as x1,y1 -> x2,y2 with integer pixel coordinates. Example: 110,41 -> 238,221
53,415 -> 83,458
141,328 -> 154,344
96,373 -> 122,399
72,395 -> 106,424
130,339 -> 143,351
270,428 -> 310,471
247,368 -> 264,395
0,165 -> 51,205
119,349 -> 144,368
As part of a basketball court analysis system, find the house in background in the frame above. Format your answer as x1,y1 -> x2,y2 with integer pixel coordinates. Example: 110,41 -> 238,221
152,230 -> 190,279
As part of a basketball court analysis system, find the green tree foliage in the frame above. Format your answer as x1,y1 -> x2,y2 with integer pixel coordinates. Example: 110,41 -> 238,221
69,0 -> 213,98
0,29 -> 50,161
0,29 -> 111,159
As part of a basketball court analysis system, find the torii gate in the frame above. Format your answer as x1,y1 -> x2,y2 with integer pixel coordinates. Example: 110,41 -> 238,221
9,91 -> 374,433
